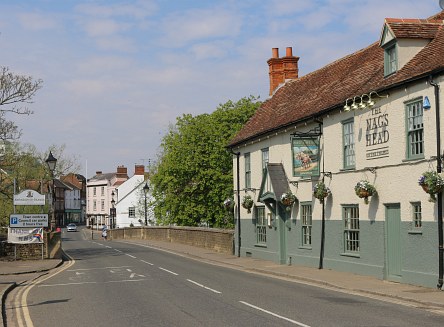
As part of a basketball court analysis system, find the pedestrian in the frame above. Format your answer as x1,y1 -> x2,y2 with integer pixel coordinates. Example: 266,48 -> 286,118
102,225 -> 108,241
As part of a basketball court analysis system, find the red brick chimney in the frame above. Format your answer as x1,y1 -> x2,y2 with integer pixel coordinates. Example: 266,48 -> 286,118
267,47 -> 299,96
134,164 -> 145,176
116,165 -> 127,178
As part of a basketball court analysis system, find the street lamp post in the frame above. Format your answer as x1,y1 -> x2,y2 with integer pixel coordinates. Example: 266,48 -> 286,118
143,183 -> 149,226
110,191 -> 116,229
45,151 -> 57,231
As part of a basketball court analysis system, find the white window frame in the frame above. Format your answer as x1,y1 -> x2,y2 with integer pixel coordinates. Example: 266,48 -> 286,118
343,205 -> 360,253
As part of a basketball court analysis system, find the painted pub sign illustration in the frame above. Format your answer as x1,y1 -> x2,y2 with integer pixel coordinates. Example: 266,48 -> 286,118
292,137 -> 320,177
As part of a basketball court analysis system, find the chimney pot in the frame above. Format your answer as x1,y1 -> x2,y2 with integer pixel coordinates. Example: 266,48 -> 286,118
272,48 -> 279,58
286,47 -> 293,57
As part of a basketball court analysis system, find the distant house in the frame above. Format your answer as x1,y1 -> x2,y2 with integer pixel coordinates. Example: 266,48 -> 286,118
228,11 -> 444,288
115,165 -> 153,228
61,173 -> 86,225
86,166 -> 128,229
53,179 -> 70,227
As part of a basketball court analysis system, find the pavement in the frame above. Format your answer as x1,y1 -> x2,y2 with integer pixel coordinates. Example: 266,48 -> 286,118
1,236 -> 444,326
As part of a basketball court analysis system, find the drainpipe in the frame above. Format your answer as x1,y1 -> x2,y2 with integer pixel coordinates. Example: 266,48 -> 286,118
317,120 -> 325,270
319,192 -> 325,269
430,76 -> 443,290
230,149 -> 241,257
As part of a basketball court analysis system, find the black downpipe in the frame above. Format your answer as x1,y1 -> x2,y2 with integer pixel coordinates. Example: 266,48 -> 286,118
230,149 -> 241,257
318,121 -> 325,269
319,194 -> 325,269
430,76 -> 443,290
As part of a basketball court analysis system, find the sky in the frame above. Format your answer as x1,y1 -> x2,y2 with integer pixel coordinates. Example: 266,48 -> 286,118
0,0 -> 441,178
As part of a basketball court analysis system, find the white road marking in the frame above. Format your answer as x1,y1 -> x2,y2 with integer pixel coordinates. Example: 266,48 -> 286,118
105,245 -> 112,248
114,249 -> 122,252
186,279 -> 221,294
239,301 -> 311,327
39,279 -> 146,287
68,266 -> 132,272
140,260 -> 154,266
158,267 -> 178,275
126,254 -> 137,258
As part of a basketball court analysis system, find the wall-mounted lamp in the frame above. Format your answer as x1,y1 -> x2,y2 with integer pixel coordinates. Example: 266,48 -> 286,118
343,98 -> 352,112
366,167 -> 377,174
289,181 -> 299,187
351,96 -> 359,110
423,96 -> 431,110
343,91 -> 388,112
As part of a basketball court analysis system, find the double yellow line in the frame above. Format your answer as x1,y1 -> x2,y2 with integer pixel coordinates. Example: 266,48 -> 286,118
10,254 -> 75,327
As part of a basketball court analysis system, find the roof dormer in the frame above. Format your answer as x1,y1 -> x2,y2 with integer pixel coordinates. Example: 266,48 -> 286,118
379,18 -> 442,77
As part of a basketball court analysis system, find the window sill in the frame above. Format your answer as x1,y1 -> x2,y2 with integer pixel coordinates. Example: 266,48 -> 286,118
255,244 -> 267,248
408,229 -> 423,235
340,252 -> 360,258
384,71 -> 396,78
402,156 -> 424,162
339,167 -> 355,172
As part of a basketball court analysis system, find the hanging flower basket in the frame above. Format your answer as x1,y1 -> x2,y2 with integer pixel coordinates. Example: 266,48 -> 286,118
280,190 -> 297,212
313,181 -> 331,203
418,171 -> 444,202
223,198 -> 234,211
354,180 -> 376,204
242,194 -> 254,213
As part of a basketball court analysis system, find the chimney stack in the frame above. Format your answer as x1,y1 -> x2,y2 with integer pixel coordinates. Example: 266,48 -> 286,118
134,164 -> 145,176
116,165 -> 128,178
267,47 -> 299,96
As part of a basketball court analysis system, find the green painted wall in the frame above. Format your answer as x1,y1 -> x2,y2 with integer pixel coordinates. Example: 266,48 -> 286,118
237,216 -> 439,288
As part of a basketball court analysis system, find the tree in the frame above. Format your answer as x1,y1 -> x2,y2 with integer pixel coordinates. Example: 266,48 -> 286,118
0,67 -> 43,228
0,143 -> 81,226
150,96 -> 261,228
0,66 -> 43,142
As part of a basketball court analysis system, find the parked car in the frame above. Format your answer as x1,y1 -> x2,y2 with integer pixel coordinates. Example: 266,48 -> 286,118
67,223 -> 77,232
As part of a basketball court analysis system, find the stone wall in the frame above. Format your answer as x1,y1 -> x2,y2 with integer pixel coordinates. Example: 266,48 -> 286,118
0,231 -> 62,260
110,226 -> 234,255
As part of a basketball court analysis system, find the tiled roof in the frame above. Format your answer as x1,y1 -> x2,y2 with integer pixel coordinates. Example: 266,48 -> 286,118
88,172 -> 115,182
385,18 -> 442,39
267,163 -> 290,201
229,11 -> 444,147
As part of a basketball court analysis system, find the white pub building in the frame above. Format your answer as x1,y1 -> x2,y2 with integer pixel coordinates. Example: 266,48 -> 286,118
228,10 -> 444,289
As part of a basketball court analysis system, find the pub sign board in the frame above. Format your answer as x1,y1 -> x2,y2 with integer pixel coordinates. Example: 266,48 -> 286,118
292,137 -> 320,177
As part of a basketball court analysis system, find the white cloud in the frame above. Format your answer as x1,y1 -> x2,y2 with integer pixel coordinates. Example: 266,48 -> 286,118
161,9 -> 242,46
189,41 -> 232,60
267,0 -> 316,16
96,36 -> 137,52
75,1 -> 158,20
17,12 -> 58,31
75,56 -> 132,74
83,19 -> 128,37
62,79 -> 116,97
